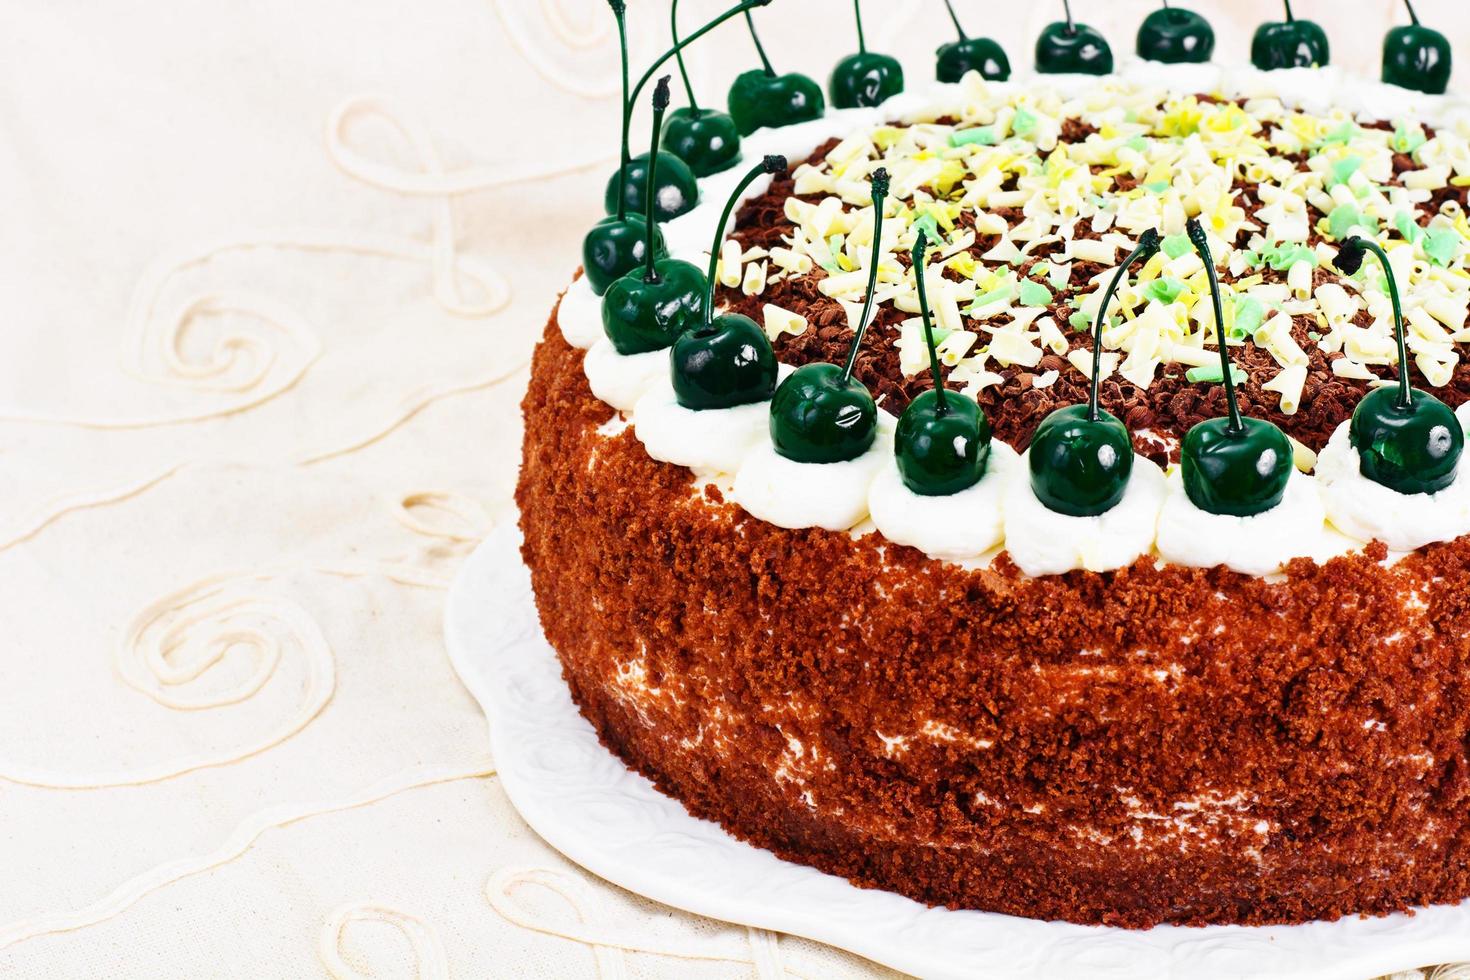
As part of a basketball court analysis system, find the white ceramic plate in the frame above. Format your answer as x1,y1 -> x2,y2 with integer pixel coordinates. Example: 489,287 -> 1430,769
445,523 -> 1470,980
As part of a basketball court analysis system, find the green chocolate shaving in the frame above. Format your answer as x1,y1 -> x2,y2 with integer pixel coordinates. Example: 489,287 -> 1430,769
967,283 -> 1013,313
1329,155 -> 1363,187
1394,210 -> 1424,244
914,212 -> 942,247
1392,122 -> 1427,156
1161,233 -> 1193,260
1315,121 -> 1357,147
950,127 -> 997,147
1142,276 -> 1187,304
1018,279 -> 1053,307
1424,228 -> 1460,267
1187,363 -> 1247,384
1259,241 -> 1317,271
1230,295 -> 1265,340
1328,204 -> 1374,242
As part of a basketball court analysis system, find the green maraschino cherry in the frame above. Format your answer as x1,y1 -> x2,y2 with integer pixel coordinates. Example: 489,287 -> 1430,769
662,0 -> 742,177
603,0 -> 771,224
1036,0 -> 1113,76
1251,0 -> 1330,71
894,231 -> 992,495
935,0 -> 1011,83
1332,236 -> 1464,494
728,6 -> 826,137
670,154 -> 788,410
768,168 -> 890,463
602,78 -> 709,356
583,0 -> 667,296
1137,1 -> 1215,64
1382,0 -> 1452,95
1181,218 -> 1294,517
1029,230 -> 1162,516
829,0 -> 905,109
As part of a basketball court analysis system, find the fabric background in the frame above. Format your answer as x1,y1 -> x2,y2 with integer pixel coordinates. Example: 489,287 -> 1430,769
0,1 -> 1465,976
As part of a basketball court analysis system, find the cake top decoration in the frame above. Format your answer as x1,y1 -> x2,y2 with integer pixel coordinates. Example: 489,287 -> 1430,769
1028,230 -> 1161,517
605,0 -> 772,224
1136,2 -> 1215,66
1251,0 -> 1330,71
1382,0 -> 1452,95
582,0 -> 665,295
769,168 -> 889,464
729,4 -> 825,136
894,230 -> 993,495
601,77 -> 707,356
1333,235 -> 1465,494
935,0 -> 1010,83
671,154 -> 788,411
1036,0 -> 1114,76
663,0 -> 744,178
829,0 -> 905,110
1181,218 -> 1295,517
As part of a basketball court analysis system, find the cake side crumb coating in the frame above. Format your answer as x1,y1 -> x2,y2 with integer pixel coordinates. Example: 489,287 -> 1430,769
519,304 -> 1470,928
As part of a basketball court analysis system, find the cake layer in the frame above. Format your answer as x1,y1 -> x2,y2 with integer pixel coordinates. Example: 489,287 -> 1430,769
519,311 -> 1470,928
564,73 -> 1470,576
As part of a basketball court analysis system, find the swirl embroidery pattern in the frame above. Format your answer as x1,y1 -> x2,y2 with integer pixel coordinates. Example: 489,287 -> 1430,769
0,763 -> 495,951
485,866 -> 800,979
396,490 -> 495,543
0,561 -> 448,790
318,901 -> 451,980
0,90 -> 597,554
490,0 -> 619,100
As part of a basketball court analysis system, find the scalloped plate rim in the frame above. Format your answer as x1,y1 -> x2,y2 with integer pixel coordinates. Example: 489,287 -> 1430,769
445,521 -> 1470,980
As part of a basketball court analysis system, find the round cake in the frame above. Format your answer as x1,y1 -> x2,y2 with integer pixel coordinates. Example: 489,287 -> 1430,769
518,12 -> 1470,929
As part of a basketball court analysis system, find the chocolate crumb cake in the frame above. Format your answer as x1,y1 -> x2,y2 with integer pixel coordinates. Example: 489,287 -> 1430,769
520,59 -> 1470,928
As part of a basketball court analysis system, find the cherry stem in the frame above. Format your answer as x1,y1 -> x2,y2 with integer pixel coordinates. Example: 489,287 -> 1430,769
912,231 -> 948,416
623,1 -> 770,195
843,168 -> 890,381
671,0 -> 700,115
745,8 -> 776,76
643,77 -> 671,283
1188,218 -> 1243,433
702,155 -> 788,326
612,1 -> 630,222
1088,230 -> 1160,421
1283,0 -> 1295,23
853,0 -> 867,53
942,0 -> 967,40
1062,0 -> 1076,33
1356,238 -> 1413,409
1404,0 -> 1421,26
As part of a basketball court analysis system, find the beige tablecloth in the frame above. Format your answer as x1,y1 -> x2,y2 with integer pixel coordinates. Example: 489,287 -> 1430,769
0,1 -> 1465,976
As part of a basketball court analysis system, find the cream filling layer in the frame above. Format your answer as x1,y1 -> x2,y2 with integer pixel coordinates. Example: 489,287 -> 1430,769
557,275 -> 603,349
583,341 -> 667,413
868,442 -> 1017,560
630,364 -> 795,476
732,414 -> 896,532
1002,455 -> 1167,577
1314,406 -> 1470,552
1156,468 -> 1327,576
